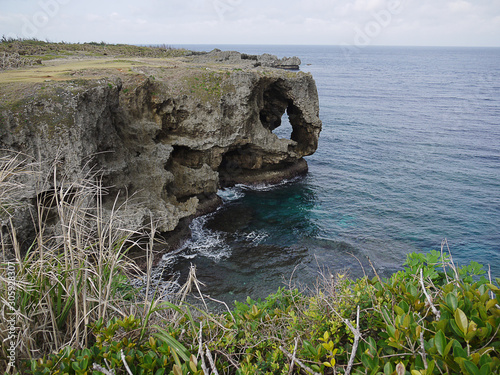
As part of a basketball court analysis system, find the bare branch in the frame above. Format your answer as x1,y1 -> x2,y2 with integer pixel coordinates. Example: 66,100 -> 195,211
198,322 -> 210,375
120,349 -> 134,375
419,331 -> 428,370
92,363 -> 115,375
344,306 -> 362,375
288,337 -> 299,375
419,268 -> 441,320
280,345 -> 321,375
205,345 -> 220,375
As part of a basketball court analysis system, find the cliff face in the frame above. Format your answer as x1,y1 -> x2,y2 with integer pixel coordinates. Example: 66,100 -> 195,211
0,52 -> 322,240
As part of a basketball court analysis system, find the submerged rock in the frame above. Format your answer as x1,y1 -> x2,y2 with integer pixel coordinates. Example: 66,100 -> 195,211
0,51 -> 321,242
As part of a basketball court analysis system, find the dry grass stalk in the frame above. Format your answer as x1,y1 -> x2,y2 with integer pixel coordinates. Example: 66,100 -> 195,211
0,153 -> 151,371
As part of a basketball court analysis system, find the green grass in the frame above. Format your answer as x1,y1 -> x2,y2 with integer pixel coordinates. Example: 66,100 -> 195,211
0,38 -> 189,63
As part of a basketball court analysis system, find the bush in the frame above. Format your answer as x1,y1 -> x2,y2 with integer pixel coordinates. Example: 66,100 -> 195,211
28,250 -> 499,375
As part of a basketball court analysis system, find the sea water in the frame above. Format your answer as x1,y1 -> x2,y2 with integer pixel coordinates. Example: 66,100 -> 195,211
161,45 -> 500,304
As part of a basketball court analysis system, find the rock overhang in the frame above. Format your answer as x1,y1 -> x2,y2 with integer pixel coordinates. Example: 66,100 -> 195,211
0,51 -> 322,239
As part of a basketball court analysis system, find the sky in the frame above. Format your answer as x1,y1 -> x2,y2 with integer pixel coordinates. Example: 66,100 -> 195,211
0,0 -> 499,47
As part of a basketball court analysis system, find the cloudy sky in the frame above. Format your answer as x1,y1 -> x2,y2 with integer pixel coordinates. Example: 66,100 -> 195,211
1,0 -> 499,47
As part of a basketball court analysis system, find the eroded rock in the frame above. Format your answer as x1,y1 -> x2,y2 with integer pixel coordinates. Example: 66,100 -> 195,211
0,52 -> 322,242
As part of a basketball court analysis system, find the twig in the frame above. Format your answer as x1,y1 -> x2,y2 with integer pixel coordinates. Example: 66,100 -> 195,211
348,252 -> 367,279
215,349 -> 240,372
120,349 -> 134,375
344,305 -> 361,375
487,265 -> 500,309
198,322 -> 210,375
440,240 -> 450,283
190,264 -> 208,310
280,345 -> 321,375
419,268 -> 441,320
488,264 -> 494,300
205,295 -> 236,323
92,364 -> 115,375
442,239 -> 460,281
367,257 -> 382,284
288,337 -> 299,375
472,324 -> 500,355
419,331 -> 428,370
205,345 -> 220,375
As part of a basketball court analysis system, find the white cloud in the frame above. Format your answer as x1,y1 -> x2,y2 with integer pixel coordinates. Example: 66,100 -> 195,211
0,0 -> 499,46
448,1 -> 473,13
353,0 -> 387,12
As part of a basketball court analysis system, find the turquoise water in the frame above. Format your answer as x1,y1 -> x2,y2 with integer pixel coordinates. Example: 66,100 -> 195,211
164,45 -> 500,303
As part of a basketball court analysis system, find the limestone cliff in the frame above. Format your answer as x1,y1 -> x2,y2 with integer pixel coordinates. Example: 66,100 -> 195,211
0,52 -> 322,243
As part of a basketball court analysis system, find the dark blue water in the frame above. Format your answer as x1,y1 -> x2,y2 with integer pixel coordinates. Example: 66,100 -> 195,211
164,45 -> 500,303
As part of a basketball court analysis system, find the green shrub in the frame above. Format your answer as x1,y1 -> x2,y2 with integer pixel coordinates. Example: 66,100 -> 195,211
29,250 -> 499,375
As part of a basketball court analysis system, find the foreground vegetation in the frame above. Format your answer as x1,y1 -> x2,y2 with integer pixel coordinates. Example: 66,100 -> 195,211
1,154 -> 499,374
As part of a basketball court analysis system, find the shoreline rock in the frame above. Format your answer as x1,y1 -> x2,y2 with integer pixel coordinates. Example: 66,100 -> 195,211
186,49 -> 302,70
0,51 -> 322,253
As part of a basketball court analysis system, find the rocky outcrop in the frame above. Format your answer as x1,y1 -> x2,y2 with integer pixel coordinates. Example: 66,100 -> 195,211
187,50 -> 302,70
0,52 -> 321,243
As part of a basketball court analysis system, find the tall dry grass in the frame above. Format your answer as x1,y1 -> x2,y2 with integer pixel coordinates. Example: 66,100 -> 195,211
0,153 -> 152,371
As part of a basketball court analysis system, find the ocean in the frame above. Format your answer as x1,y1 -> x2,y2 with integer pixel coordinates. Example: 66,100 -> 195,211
161,45 -> 500,304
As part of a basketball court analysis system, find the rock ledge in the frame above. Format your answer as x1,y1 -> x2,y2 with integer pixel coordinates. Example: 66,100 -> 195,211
0,51 -> 322,246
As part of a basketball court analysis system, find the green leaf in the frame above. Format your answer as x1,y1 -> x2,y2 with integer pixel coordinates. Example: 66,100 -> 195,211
435,330 -> 446,356
444,339 -> 454,356
453,343 -> 468,359
153,327 -> 191,362
384,362 -> 393,374
450,319 -> 465,338
402,314 -> 411,328
382,307 -> 392,323
463,360 -> 480,375
394,305 -> 405,316
454,308 -> 468,335
361,353 -> 374,370
427,359 -> 436,374
486,299 -> 497,311
190,360 -> 197,373
446,293 -> 458,311
479,364 -> 490,375
487,283 -> 499,292
387,325 -> 396,338
367,336 -> 377,356
408,283 -> 419,297
399,300 -> 410,314
71,363 -> 81,372
479,354 -> 492,367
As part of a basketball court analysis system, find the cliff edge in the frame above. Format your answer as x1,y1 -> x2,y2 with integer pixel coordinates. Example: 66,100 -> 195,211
0,48 -> 322,247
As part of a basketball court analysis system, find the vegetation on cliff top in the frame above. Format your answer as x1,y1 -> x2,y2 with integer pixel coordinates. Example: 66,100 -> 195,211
0,155 -> 499,375
0,37 -> 189,70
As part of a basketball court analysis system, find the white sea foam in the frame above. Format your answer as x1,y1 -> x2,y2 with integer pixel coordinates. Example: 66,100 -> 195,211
245,230 -> 269,244
129,264 -> 181,301
237,176 -> 302,192
217,186 -> 245,202
178,215 -> 232,261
